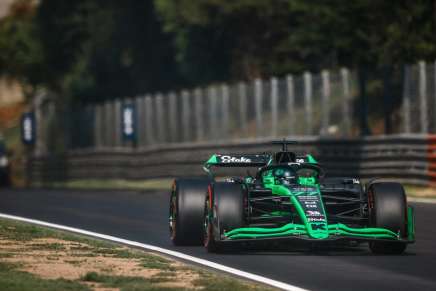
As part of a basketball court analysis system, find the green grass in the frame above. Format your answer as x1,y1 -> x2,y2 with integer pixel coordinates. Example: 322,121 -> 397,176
403,184 -> 436,199
0,262 -> 90,291
0,218 -> 275,291
47,178 -> 173,191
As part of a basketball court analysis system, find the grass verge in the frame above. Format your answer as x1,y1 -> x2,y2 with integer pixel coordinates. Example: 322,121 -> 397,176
0,218 -> 274,291
46,178 -> 173,191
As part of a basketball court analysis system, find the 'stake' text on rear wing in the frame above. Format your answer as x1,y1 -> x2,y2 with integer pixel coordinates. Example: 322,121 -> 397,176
204,154 -> 271,170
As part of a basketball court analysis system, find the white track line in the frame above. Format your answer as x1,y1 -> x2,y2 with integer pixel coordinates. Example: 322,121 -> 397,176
0,213 -> 308,291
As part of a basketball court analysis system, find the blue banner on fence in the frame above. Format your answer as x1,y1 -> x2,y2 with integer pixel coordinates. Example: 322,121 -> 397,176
21,112 -> 36,145
122,104 -> 136,141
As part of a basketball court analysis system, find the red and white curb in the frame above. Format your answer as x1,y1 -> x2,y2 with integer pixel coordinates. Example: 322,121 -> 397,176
0,213 -> 309,291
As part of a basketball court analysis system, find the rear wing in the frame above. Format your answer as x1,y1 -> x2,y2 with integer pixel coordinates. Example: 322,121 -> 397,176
204,154 -> 271,170
203,153 -> 318,175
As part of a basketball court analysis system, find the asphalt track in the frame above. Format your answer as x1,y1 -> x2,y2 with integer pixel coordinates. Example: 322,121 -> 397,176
0,188 -> 435,291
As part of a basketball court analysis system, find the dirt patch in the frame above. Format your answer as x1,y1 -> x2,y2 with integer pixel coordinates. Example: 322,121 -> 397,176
0,237 -> 200,290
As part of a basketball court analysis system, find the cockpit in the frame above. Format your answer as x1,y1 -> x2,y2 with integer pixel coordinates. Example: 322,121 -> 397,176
260,165 -> 320,186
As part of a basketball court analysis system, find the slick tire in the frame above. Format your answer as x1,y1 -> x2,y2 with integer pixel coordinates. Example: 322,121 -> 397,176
169,178 -> 210,246
367,182 -> 407,254
204,182 -> 245,253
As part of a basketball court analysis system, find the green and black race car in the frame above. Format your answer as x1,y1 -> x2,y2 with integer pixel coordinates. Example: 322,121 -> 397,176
169,140 -> 415,254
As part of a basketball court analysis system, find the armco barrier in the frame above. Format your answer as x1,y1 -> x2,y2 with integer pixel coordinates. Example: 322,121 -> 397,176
29,135 -> 431,186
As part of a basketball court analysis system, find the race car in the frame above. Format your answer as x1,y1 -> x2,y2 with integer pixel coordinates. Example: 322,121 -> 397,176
169,140 -> 415,254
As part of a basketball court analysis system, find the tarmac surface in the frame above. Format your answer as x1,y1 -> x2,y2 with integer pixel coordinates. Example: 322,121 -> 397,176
0,188 -> 435,291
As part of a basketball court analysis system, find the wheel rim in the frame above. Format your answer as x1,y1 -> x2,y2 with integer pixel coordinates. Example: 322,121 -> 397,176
203,198 -> 212,247
169,194 -> 177,241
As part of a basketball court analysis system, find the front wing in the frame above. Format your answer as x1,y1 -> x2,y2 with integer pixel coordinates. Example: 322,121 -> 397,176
220,207 -> 415,244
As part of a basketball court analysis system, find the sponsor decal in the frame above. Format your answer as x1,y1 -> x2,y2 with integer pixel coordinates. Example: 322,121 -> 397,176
292,187 -> 317,192
296,194 -> 327,223
307,210 -> 322,216
308,217 -> 325,222
296,158 -> 305,163
21,112 -> 36,145
220,156 -> 252,163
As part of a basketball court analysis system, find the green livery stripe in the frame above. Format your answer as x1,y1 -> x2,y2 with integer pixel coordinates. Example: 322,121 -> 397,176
407,206 -> 415,241
225,223 -> 398,240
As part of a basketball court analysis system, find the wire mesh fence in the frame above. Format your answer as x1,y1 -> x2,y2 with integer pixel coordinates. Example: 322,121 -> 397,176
32,60 -> 436,154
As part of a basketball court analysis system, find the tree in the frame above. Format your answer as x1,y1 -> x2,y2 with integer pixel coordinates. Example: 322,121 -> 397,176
0,0 -> 44,98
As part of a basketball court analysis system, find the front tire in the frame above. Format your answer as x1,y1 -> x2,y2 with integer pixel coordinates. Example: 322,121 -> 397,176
169,178 -> 210,246
204,182 -> 246,253
367,182 -> 407,254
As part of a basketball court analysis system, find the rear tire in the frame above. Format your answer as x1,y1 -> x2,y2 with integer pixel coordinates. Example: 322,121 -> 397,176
169,178 -> 210,246
367,182 -> 407,254
204,182 -> 245,253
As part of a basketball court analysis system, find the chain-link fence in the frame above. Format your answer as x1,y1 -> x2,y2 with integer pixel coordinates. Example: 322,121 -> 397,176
32,60 -> 436,154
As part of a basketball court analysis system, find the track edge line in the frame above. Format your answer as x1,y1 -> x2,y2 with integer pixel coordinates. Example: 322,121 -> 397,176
0,212 -> 309,291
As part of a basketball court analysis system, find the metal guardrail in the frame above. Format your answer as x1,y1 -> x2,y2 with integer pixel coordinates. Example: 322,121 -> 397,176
29,134 -> 435,186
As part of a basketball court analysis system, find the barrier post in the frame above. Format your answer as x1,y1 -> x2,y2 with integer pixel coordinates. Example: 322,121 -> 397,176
208,86 -> 218,140
419,61 -> 428,133
221,84 -> 230,139
194,88 -> 204,141
135,96 -> 144,147
238,82 -> 247,132
94,104 -> 102,149
321,70 -> 330,135
182,90 -> 191,141
402,65 -> 411,134
114,99 -> 122,147
144,95 -> 154,145
255,79 -> 263,137
155,93 -> 165,143
341,68 -> 352,136
271,77 -> 278,137
286,75 -> 295,135
168,92 -> 177,143
304,72 -> 313,135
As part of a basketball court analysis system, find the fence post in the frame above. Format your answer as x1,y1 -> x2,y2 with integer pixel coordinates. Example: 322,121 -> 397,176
114,99 -> 122,147
144,95 -> 154,145
155,93 -> 165,143
208,86 -> 218,140
168,92 -> 177,143
286,75 -> 295,136
182,90 -> 191,141
255,79 -> 263,137
304,72 -> 313,135
271,77 -> 278,137
135,96 -> 144,147
94,104 -> 102,149
104,101 -> 112,147
321,70 -> 330,135
402,65 -> 411,134
221,84 -> 230,139
419,61 -> 428,133
194,88 -> 204,141
341,68 -> 352,136
434,60 -> 436,132
238,82 -> 247,132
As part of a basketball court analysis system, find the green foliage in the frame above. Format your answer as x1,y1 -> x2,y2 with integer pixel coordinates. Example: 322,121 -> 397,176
1,0 -> 436,102
155,0 -> 436,81
0,0 -> 44,95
